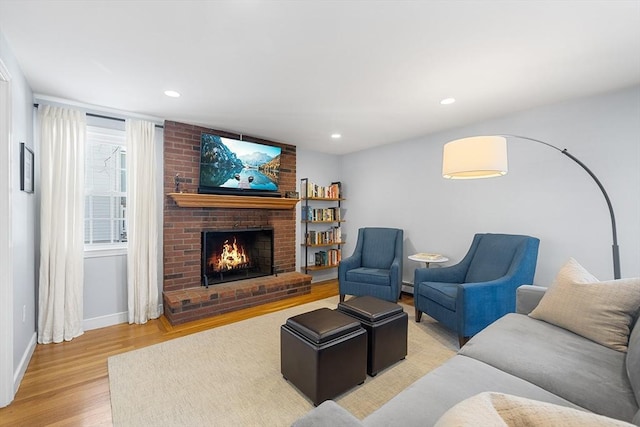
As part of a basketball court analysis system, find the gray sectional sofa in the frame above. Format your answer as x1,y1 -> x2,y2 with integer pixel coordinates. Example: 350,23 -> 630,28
292,285 -> 640,426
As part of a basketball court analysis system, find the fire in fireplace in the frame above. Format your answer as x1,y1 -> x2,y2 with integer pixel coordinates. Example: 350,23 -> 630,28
210,236 -> 250,271
201,227 -> 274,287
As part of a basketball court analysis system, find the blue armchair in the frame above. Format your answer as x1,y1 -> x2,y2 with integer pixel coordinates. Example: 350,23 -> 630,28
339,227 -> 403,303
414,233 -> 539,347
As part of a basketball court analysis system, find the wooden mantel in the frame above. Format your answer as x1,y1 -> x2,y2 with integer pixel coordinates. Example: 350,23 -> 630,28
167,192 -> 300,209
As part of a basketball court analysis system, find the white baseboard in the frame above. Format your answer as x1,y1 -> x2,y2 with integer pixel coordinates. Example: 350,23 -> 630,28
84,311 -> 129,331
13,332 -> 36,395
83,304 -> 164,331
401,281 -> 414,294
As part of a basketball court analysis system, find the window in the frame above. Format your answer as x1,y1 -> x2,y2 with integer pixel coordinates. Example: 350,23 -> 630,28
84,125 -> 127,248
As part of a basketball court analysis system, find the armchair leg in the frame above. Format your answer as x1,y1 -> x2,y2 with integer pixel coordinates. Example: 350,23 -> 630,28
415,308 -> 422,322
458,336 -> 470,348
339,294 -> 345,302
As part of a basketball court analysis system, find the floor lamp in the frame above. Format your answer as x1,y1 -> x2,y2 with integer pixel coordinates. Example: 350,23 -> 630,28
442,135 -> 621,280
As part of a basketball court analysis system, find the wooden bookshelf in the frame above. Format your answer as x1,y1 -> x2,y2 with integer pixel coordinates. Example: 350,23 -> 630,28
302,241 -> 346,248
305,264 -> 341,272
300,178 -> 344,273
304,197 -> 344,202
167,193 -> 300,209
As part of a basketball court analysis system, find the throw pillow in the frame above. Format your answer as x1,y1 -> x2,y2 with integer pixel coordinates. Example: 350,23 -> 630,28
551,257 -> 598,286
529,259 -> 640,352
434,392 -> 635,427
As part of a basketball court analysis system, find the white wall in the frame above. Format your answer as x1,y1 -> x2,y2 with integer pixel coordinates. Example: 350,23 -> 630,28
83,254 -> 128,329
0,30 -> 36,407
338,86 -> 640,286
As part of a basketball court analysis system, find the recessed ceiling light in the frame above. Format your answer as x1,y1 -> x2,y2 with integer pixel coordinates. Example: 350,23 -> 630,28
164,90 -> 181,98
440,97 -> 456,105
331,133 -> 342,139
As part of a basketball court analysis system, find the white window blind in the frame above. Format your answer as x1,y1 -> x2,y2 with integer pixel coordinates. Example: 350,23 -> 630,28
85,125 -> 127,246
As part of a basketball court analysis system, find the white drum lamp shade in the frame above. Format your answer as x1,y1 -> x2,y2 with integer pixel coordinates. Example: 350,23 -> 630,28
442,136 -> 508,179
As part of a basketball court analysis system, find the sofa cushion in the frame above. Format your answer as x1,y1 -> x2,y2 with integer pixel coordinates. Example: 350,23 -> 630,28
529,276 -> 640,351
434,392 -> 635,427
362,355 -> 581,427
628,320 -> 640,408
345,268 -> 390,286
291,400 -> 363,427
459,313 -> 639,422
434,392 -> 508,426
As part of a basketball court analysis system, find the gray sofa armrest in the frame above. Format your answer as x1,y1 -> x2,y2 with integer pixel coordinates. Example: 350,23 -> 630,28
516,285 -> 548,314
291,401 -> 364,427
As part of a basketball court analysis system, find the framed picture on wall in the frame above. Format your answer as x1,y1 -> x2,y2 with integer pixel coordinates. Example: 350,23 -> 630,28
20,142 -> 34,193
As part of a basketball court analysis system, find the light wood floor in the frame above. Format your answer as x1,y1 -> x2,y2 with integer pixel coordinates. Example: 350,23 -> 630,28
0,281 -> 413,426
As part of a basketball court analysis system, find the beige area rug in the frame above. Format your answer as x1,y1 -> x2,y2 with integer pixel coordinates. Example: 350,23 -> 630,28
108,296 -> 457,426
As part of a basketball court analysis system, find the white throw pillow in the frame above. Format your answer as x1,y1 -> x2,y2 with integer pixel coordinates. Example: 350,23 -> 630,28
551,257 -> 598,286
529,258 -> 640,352
434,392 -> 635,427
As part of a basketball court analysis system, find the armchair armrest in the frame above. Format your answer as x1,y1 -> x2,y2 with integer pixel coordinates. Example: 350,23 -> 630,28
414,264 -> 467,286
389,258 -> 402,298
516,285 -> 548,314
457,276 -> 528,337
338,254 -> 361,280
339,254 -> 361,272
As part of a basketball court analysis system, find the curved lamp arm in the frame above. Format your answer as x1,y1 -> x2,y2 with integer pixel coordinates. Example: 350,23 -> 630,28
501,135 -> 620,279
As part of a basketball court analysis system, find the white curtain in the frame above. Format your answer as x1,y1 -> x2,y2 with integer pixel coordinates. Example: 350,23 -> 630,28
38,106 -> 86,344
126,119 -> 160,324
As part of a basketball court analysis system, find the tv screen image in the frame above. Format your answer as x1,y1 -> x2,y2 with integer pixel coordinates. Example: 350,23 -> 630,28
198,133 -> 282,195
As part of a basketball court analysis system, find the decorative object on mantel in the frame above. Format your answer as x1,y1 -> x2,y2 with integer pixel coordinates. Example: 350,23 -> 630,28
442,134 -> 621,279
174,173 -> 191,193
286,191 -> 299,198
174,173 -> 181,193
167,192 -> 300,209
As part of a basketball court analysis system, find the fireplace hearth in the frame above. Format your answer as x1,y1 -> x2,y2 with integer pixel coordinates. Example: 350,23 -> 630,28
202,228 -> 274,287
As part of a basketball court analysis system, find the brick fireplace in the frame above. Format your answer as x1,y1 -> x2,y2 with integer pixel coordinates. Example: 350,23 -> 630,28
162,121 -> 311,324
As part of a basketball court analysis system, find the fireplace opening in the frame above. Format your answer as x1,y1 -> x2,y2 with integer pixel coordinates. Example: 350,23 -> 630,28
201,227 -> 274,287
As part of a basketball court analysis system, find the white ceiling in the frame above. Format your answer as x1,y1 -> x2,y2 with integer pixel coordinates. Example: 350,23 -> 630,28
1,0 -> 639,154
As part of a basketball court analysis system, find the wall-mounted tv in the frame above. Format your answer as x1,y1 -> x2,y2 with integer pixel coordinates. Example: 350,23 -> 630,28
198,133 -> 282,197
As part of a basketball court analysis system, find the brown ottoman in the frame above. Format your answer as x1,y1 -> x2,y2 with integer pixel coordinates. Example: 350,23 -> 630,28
338,295 -> 408,376
280,308 -> 367,406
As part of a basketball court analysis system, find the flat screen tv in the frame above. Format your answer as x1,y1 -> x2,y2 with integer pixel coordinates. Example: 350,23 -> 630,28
198,133 -> 282,197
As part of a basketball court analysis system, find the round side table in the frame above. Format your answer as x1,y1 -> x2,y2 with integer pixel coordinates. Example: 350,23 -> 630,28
408,253 -> 449,268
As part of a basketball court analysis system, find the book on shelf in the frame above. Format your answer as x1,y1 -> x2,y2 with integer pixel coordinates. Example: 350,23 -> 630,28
305,181 -> 341,199
313,249 -> 341,267
305,226 -> 342,245
329,248 -> 341,265
314,251 -> 326,266
302,207 -> 341,222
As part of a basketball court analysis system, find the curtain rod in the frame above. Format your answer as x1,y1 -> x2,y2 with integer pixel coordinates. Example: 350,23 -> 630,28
33,103 -> 164,129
